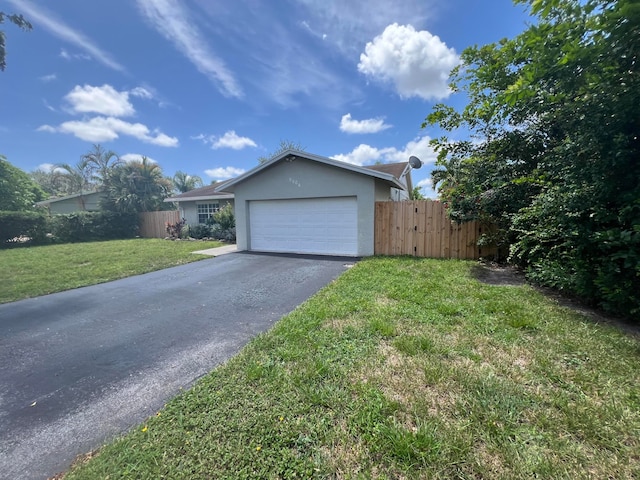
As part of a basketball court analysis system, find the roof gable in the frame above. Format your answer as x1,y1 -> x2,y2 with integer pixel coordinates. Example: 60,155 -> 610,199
216,150 -> 407,193
36,190 -> 104,206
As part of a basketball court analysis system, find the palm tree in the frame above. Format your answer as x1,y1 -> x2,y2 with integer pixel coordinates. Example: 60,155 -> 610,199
52,161 -> 96,208
81,144 -> 121,185
172,171 -> 203,193
102,156 -> 173,213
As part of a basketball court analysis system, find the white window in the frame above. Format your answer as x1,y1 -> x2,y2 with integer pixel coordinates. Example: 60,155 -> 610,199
197,203 -> 220,223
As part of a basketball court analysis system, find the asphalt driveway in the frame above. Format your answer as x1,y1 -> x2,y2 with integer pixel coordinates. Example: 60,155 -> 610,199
0,252 -> 355,480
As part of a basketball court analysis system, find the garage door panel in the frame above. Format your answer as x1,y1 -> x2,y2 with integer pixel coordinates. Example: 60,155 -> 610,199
249,197 -> 357,256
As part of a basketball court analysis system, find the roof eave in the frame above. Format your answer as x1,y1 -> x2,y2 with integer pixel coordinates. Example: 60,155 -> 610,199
164,194 -> 234,202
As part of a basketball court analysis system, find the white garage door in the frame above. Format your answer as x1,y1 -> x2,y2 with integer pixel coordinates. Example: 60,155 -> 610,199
249,197 -> 358,256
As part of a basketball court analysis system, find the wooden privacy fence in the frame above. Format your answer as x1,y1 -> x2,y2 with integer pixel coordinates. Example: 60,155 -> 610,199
374,200 -> 496,259
139,210 -> 180,238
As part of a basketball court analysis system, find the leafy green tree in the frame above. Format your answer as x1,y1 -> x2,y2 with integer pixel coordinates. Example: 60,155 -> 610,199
409,186 -> 425,200
0,12 -> 32,71
0,155 -> 45,210
172,171 -> 203,193
101,156 -> 173,213
257,140 -> 305,164
425,0 -> 640,318
30,168 -> 68,198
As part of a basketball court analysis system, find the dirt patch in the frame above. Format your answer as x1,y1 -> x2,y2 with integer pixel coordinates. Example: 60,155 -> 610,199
472,263 -> 526,286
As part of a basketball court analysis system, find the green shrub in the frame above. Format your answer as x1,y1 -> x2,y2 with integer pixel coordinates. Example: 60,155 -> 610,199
206,204 -> 236,242
0,210 -> 49,247
50,211 -> 138,243
188,224 -> 211,239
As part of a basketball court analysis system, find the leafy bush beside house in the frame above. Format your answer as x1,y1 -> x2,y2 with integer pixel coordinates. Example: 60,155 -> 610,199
206,204 -> 236,242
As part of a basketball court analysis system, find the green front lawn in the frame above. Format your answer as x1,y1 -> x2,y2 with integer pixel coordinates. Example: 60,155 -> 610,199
62,257 -> 640,479
0,239 -> 223,304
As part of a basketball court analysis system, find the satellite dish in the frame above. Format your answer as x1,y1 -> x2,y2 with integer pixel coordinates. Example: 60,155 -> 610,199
408,156 -> 423,169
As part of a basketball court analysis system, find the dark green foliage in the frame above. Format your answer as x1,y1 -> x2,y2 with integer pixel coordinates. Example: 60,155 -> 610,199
206,204 -> 236,242
0,210 -> 48,247
49,212 -> 138,243
410,186 -> 425,200
0,156 -> 46,211
187,224 -> 211,239
425,0 -> 640,319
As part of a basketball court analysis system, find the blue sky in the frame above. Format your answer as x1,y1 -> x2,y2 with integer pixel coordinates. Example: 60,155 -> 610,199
0,0 -> 532,197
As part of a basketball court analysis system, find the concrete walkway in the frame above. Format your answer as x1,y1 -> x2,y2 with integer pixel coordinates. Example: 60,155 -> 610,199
192,244 -> 237,256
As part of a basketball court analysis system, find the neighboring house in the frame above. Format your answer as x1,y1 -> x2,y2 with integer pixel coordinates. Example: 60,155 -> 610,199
164,183 -> 234,226
215,149 -> 416,257
36,190 -> 105,214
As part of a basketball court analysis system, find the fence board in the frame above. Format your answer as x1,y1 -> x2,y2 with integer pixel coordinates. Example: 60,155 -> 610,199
139,210 -> 180,238
374,200 -> 495,260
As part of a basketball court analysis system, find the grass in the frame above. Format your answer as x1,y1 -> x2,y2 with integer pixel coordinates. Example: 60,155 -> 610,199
55,257 -> 640,478
0,239 -> 223,304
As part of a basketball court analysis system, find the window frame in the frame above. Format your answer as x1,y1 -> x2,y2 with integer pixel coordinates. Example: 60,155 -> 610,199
197,202 -> 220,224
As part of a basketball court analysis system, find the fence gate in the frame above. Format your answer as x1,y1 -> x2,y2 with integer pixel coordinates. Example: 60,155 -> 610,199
374,200 -> 494,259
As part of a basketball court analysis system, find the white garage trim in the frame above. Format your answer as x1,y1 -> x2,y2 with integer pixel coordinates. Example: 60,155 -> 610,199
249,197 -> 358,256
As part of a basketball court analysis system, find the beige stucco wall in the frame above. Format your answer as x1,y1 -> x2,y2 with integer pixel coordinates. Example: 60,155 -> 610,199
47,192 -> 104,214
233,158 -> 388,256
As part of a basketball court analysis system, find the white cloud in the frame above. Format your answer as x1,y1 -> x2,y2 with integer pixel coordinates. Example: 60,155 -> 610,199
204,166 -> 246,181
65,84 -> 135,117
340,113 -> 391,134
40,74 -> 57,82
5,0 -> 125,72
39,117 -> 179,147
36,163 -> 55,172
121,154 -> 157,163
212,131 -> 257,150
333,144 -> 390,166
416,177 -> 437,199
35,163 -> 67,174
333,135 -> 436,167
358,23 -> 459,100
416,178 -> 433,189
136,0 -> 242,98
192,131 -> 257,150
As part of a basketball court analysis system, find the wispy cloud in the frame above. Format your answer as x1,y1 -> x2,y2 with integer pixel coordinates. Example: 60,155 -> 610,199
39,73 -> 57,82
6,0 -> 125,72
136,0 -> 242,98
293,0 -> 431,56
